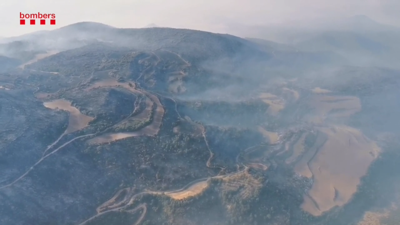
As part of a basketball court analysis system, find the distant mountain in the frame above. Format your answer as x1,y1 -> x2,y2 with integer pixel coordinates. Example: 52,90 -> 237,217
1,22 -> 272,64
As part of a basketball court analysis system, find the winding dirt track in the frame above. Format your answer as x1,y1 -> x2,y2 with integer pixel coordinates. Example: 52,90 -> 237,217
78,203 -> 147,225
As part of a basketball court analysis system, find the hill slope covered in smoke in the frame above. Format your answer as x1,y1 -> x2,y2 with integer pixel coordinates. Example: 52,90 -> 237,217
0,21 -> 400,225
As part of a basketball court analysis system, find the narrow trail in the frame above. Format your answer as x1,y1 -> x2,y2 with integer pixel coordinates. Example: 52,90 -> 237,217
235,144 -> 268,164
200,126 -> 225,171
78,203 -> 147,225
80,177 -> 210,225
152,92 -> 182,120
161,49 -> 191,67
42,130 -> 67,156
0,133 -> 95,189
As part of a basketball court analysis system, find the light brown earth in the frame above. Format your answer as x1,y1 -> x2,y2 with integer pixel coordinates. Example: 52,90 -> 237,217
308,95 -> 361,124
312,87 -> 332,94
164,180 -> 210,200
87,133 -> 141,145
43,99 -> 94,133
258,127 -> 279,144
358,203 -> 398,225
221,170 -> 262,200
358,211 -> 388,225
300,125 -> 381,216
259,93 -> 285,115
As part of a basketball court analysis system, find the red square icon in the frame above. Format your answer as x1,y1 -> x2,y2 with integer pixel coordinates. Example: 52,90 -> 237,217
30,19 -> 35,25
50,19 -> 56,25
40,19 -> 45,25
20,19 -> 25,25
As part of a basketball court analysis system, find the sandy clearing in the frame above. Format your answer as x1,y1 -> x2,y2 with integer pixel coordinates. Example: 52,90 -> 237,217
221,171 -> 262,200
43,99 -> 94,134
164,180 -> 209,200
301,126 -> 381,216
283,87 -> 300,101
312,87 -> 332,94
259,93 -> 285,115
358,203 -> 397,225
258,127 -> 279,144
309,95 -> 361,124
87,132 -> 141,145
358,211 -> 388,225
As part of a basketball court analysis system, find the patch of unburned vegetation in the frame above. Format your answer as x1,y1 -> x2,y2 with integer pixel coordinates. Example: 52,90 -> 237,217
43,99 -> 94,133
300,125 -> 381,216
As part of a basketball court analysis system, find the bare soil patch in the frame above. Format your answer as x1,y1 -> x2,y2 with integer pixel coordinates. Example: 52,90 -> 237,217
43,99 -> 94,133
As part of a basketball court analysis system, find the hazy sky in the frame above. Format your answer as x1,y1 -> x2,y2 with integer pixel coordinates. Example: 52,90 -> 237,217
1,0 -> 399,37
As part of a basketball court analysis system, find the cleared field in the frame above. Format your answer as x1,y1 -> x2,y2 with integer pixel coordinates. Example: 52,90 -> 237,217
258,127 -> 279,144
87,132 -> 141,145
164,180 -> 210,200
312,87 -> 332,94
259,92 -> 285,115
358,211 -> 388,225
43,99 -> 94,133
221,170 -> 262,200
300,126 -> 381,216
308,95 -> 361,124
